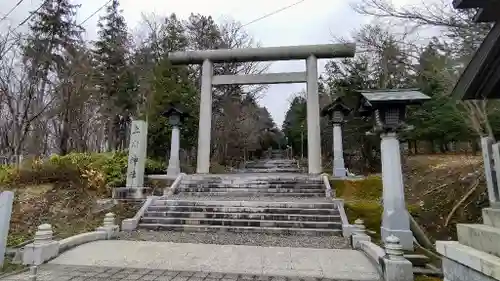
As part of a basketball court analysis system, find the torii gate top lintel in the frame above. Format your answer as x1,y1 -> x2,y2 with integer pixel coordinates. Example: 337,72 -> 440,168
168,43 -> 356,65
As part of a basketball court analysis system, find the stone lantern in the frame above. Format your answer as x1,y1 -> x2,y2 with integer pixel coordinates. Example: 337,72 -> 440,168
357,89 -> 430,251
321,97 -> 351,177
162,103 -> 189,177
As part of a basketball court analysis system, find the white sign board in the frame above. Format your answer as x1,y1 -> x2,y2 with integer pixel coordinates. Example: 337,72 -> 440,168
126,120 -> 148,188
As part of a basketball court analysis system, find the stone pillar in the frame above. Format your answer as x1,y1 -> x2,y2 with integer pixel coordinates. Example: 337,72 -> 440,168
380,132 -> 413,251
306,55 -> 322,174
167,125 -> 181,176
196,59 -> 213,174
332,123 -> 346,177
482,137 -> 500,208
126,120 -> 148,199
0,191 -> 13,267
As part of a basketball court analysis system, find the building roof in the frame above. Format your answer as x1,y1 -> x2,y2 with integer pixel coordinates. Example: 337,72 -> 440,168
452,0 -> 500,100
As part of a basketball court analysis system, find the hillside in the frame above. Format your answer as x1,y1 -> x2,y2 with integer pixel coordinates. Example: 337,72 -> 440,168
403,154 -> 486,241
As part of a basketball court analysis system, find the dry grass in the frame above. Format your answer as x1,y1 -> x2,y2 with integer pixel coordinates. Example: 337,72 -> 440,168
5,184 -> 139,247
403,154 -> 487,241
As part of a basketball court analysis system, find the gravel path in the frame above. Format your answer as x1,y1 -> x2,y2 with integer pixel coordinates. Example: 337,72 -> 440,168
117,230 -> 349,249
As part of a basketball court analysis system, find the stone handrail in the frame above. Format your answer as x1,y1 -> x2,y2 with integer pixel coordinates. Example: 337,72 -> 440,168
331,199 -> 352,238
164,173 -> 185,196
121,196 -> 158,231
23,214 -> 119,266
321,173 -> 334,198
357,240 -> 386,266
58,231 -> 107,253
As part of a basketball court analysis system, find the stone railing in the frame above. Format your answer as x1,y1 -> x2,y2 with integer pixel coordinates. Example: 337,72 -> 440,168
350,219 -> 414,281
321,173 -> 334,198
121,196 -> 157,231
120,173 -> 186,232
164,173 -> 185,196
22,212 -> 119,266
331,199 -> 351,238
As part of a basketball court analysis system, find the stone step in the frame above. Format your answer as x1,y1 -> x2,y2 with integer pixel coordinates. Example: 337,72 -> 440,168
178,185 -> 323,189
138,223 -> 342,236
404,254 -> 430,267
143,211 -> 341,221
457,223 -> 500,257
240,169 -> 302,173
244,166 -> 298,169
179,182 -> 323,187
482,207 -> 500,228
152,199 -> 337,209
177,192 -> 324,197
140,216 -> 342,229
176,188 -> 325,193
147,205 -> 339,215
180,180 -> 322,185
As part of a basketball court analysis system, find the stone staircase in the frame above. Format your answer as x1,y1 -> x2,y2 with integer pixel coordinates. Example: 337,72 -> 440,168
436,207 -> 500,280
138,173 -> 343,235
139,199 -> 342,235
176,174 -> 324,197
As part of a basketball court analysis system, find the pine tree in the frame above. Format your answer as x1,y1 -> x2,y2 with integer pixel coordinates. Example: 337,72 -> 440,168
94,0 -> 136,151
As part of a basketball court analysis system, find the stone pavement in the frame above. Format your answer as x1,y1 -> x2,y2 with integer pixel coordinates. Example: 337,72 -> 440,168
1,264 -> 359,281
6,240 -> 380,281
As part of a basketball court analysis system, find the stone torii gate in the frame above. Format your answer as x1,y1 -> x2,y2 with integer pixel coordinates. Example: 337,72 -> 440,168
168,43 -> 356,174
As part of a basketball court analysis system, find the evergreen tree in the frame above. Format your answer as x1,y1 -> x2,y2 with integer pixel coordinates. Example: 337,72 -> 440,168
145,15 -> 198,159
23,0 -> 84,155
94,0 -> 136,151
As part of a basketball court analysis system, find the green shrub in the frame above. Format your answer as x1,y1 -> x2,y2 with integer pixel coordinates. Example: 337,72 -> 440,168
49,151 -> 165,187
2,151 -> 166,189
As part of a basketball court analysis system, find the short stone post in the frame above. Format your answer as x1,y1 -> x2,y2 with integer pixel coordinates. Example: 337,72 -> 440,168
382,235 -> 413,281
29,265 -> 38,281
96,212 -> 119,239
351,219 -> 371,249
0,191 -> 14,267
22,224 -> 59,265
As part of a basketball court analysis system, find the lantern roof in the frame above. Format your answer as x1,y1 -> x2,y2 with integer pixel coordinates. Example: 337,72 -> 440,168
321,96 -> 352,117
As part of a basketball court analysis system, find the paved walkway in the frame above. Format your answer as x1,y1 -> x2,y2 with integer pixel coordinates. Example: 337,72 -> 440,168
0,264 -> 357,281
10,240 -> 380,281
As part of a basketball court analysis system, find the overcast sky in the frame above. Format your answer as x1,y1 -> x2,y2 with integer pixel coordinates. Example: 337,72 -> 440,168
1,0 -> 418,128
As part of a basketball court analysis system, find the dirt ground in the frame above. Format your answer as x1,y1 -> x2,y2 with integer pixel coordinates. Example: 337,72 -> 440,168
403,154 -> 487,241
